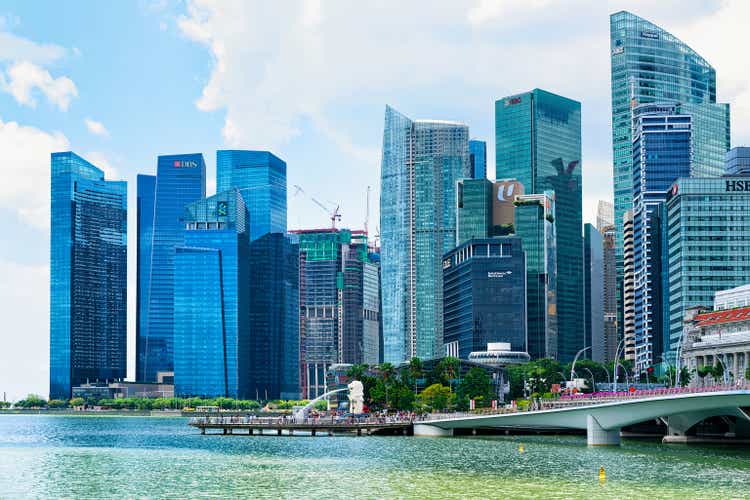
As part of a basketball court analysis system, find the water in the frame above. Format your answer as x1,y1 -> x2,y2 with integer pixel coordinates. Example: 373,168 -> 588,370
1,416 -> 749,498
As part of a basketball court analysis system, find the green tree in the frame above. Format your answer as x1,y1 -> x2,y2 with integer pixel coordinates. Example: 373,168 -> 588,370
712,363 -> 725,383
679,366 -> 692,387
456,367 -> 494,410
0,401 -> 10,409
746,366 -> 750,381
14,394 -> 46,408
697,365 -> 712,386
346,364 -> 368,381
417,384 -> 453,412
47,399 -> 67,409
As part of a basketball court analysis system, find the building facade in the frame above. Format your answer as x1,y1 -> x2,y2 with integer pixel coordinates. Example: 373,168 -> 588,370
216,150 -> 287,241
380,105 -> 470,363
469,139 -> 487,179
136,154 -> 206,383
456,178 -> 492,245
602,224 -> 618,362
666,176 -> 750,361
513,191 -> 557,360
443,238 -> 527,360
726,147 -> 750,176
584,224 -> 605,363
174,190 -> 250,398
50,152 -> 127,399
495,89 -> 582,362
622,210 -> 636,361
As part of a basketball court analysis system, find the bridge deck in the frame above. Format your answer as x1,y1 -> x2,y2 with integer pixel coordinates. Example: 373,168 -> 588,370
189,418 -> 413,436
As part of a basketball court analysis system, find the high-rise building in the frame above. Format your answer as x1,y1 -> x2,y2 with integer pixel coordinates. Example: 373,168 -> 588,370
596,200 -> 614,234
622,211 -> 636,361
610,10 -> 730,328
380,105 -> 470,363
666,176 -> 750,361
496,89 -> 582,361
50,152 -> 127,399
137,154 -> 206,383
443,237 -> 527,360
456,178 -> 492,244
174,190 -> 250,398
631,104 -> 692,371
602,224 -> 618,362
513,191 -> 557,360
295,229 -> 380,398
469,139 -> 487,180
726,147 -> 750,176
583,224 -> 605,363
216,150 -> 287,241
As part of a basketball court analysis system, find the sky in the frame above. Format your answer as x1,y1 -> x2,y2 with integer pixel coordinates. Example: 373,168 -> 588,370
1,0 -> 749,402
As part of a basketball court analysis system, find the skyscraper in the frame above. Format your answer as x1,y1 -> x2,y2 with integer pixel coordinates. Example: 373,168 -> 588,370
456,178 -> 492,245
610,10 -> 730,323
602,224 -> 618,362
596,200 -> 614,234
216,150 -> 287,241
584,224 -> 605,363
631,104 -> 692,371
726,147 -> 750,176
622,211 -> 636,361
469,139 -> 487,180
50,152 -> 127,399
137,154 -> 206,383
496,89 -> 582,361
174,190 -> 249,398
380,105 -> 470,363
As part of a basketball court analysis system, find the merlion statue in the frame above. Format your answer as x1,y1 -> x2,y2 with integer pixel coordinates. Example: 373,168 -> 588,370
348,380 -> 364,414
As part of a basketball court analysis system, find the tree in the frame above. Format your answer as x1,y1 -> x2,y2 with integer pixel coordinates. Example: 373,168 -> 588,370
346,364 -> 368,381
697,366 -> 712,386
417,384 -> 453,412
69,397 -> 85,408
712,363 -> 725,383
47,399 -> 67,409
456,367 -> 494,410
0,401 -> 11,409
14,394 -> 46,408
679,367 -> 692,387
746,366 -> 750,381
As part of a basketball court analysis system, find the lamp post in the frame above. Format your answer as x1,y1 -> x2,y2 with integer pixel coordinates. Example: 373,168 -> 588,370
713,354 -> 729,386
613,338 -> 626,392
570,346 -> 592,382
582,367 -> 596,393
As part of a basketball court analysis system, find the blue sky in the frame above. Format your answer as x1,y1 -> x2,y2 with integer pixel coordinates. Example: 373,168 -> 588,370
1,0 -> 748,401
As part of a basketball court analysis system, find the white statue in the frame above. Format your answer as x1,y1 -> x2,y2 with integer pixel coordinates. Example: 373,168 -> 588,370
348,380 -> 364,414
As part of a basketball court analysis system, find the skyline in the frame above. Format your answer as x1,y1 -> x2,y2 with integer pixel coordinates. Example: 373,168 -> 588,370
2,1 -> 750,400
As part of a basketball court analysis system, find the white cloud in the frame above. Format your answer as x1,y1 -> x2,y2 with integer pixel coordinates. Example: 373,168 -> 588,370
83,151 -> 119,179
0,30 -> 66,65
0,117 -> 70,230
1,61 -> 78,111
84,118 -> 110,137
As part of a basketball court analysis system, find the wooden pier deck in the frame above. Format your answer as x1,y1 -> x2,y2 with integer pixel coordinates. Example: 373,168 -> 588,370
189,417 -> 413,436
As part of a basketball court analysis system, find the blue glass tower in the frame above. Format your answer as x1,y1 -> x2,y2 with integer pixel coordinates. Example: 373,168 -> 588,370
137,154 -> 206,383
631,105 -> 692,372
174,190 -> 249,398
216,150 -> 287,241
380,105 -> 470,363
50,152 -> 127,400
469,139 -> 487,180
496,89 -> 582,361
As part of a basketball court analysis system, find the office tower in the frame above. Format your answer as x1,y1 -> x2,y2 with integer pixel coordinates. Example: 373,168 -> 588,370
216,150 -> 287,241
443,238 -> 527,360
622,211 -> 635,361
296,229 -> 380,398
596,200 -> 614,234
584,224 -> 605,363
632,105 -> 692,371
602,224 -> 618,362
174,190 -> 249,398
666,176 -> 750,360
513,191 -> 557,360
50,152 -> 127,399
469,139 -> 487,179
137,154 -> 206,383
380,105 -> 470,363
248,232 -> 299,400
456,178 -> 492,244
610,10 -> 730,322
726,147 -> 750,176
496,89 -> 582,361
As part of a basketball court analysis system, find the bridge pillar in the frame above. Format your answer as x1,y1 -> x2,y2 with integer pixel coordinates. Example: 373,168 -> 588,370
587,415 -> 620,446
413,424 -> 453,437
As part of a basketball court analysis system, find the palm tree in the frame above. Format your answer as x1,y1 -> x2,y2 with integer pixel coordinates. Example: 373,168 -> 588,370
409,357 -> 423,394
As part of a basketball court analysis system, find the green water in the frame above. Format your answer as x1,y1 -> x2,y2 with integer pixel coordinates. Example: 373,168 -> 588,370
1,416 -> 749,498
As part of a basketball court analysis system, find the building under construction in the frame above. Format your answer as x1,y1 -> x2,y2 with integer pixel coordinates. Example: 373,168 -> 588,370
291,229 -> 381,399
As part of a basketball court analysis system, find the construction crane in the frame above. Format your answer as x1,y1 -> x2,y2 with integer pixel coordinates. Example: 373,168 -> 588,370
292,184 -> 342,229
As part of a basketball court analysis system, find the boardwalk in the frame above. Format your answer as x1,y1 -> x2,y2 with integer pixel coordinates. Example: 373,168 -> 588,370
189,415 -> 417,436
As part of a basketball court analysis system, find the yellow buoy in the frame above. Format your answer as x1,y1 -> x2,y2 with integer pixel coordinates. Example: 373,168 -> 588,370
599,466 -> 606,484
519,444 -> 524,453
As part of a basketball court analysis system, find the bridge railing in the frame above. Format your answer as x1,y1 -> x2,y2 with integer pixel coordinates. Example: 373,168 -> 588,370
555,382 -> 750,404
189,414 -> 421,426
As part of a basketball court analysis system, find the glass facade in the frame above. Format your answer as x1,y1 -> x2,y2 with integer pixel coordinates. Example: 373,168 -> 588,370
602,225 -> 618,362
216,150 -> 287,241
584,224 -> 605,363
137,154 -> 206,383
469,139 -> 487,180
610,10 -> 730,318
631,105 -> 692,371
513,192 -> 557,360
666,177 -> 750,360
50,152 -> 127,399
496,89 -> 581,361
456,178 -> 492,245
726,147 -> 750,176
443,238 -> 527,360
174,190 -> 249,398
380,105 -> 470,363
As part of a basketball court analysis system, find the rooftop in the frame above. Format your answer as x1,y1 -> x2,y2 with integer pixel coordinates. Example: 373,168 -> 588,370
694,305 -> 750,327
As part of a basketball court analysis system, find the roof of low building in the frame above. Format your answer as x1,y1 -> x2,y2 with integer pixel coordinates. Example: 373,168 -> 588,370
694,305 -> 750,327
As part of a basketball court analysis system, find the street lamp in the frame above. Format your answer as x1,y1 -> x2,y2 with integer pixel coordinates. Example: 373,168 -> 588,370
582,367 -> 596,392
613,338 -> 626,392
713,354 -> 729,386
570,346 -> 592,382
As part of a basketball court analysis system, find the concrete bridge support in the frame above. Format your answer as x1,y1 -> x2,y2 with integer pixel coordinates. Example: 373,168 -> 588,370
587,415 -> 620,446
413,424 -> 453,437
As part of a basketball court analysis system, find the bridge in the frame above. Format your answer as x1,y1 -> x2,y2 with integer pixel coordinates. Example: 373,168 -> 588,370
415,389 -> 750,445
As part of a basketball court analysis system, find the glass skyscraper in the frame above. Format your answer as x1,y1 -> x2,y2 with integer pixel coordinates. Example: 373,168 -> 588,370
610,10 -> 730,323
216,150 -> 287,241
469,139 -> 487,180
50,152 -> 127,399
136,154 -> 206,383
380,105 -> 470,363
456,178 -> 492,245
174,190 -> 249,398
496,89 -> 582,361
584,224 -> 605,363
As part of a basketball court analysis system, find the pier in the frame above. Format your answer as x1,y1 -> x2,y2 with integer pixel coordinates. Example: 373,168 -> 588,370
189,416 -> 415,436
